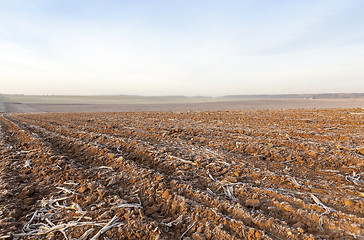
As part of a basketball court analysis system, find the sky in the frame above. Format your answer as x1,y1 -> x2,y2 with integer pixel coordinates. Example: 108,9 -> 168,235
0,0 -> 363,96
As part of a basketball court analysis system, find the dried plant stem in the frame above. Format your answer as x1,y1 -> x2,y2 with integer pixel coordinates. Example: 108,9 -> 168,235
179,221 -> 196,240
90,215 -> 122,240
78,228 -> 95,240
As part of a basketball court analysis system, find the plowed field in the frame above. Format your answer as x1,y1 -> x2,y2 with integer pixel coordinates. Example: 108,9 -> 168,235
0,109 -> 363,239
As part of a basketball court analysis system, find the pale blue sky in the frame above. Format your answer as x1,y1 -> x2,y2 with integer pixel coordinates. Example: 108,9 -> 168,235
1,0 -> 363,96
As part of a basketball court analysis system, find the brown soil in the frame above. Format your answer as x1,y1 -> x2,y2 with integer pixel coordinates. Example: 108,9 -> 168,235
0,109 -> 363,239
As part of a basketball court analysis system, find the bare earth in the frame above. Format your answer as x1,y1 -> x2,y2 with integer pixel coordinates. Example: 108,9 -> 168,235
0,109 -> 363,239
4,98 -> 364,113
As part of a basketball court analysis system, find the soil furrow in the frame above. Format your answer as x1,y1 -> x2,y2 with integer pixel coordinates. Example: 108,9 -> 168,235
8,115 -> 276,239
10,114 -> 363,239
2,109 -> 363,240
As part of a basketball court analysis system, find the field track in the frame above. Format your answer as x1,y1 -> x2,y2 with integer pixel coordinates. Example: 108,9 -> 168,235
0,109 -> 363,239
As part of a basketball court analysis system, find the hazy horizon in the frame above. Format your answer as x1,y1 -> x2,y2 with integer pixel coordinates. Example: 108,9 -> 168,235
1,1 -> 364,96
2,92 -> 364,98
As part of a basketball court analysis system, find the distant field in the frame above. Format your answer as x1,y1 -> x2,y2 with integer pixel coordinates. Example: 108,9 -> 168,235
0,95 -> 6,112
0,103 -> 5,113
1,94 -> 364,113
1,94 -> 249,105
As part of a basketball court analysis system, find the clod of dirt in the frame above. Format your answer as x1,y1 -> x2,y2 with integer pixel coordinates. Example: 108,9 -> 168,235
246,199 -> 260,208
344,199 -> 355,207
18,185 -> 35,199
78,185 -> 89,193
293,222 -> 305,229
308,151 -> 318,158
191,232 -> 206,240
224,176 -> 238,183
23,197 -> 36,205
145,206 -> 159,216
116,156 -> 124,162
